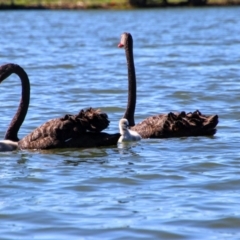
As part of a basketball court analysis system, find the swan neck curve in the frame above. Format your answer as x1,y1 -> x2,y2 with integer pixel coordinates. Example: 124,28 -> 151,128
123,35 -> 136,127
1,64 -> 30,141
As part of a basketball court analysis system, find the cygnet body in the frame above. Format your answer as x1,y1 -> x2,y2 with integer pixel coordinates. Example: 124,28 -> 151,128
118,118 -> 141,143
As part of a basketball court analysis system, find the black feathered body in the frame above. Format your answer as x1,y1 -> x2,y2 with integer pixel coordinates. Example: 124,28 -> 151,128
130,110 -> 218,138
18,108 -> 120,149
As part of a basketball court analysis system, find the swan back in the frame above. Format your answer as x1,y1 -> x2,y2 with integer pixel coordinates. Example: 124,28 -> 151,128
18,108 -> 119,149
118,118 -> 141,143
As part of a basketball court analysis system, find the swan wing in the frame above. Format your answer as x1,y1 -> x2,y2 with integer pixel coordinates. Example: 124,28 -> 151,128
131,111 -> 218,139
18,108 -> 115,149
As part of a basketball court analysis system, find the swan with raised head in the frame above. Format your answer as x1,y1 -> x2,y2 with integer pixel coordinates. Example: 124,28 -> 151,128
0,63 -> 120,151
118,32 -> 218,138
118,118 -> 141,143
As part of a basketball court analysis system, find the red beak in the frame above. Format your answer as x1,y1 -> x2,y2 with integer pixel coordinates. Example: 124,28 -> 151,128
118,43 -> 124,48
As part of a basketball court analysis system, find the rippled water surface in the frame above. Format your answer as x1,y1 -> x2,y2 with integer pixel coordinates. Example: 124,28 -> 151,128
1,7 -> 240,239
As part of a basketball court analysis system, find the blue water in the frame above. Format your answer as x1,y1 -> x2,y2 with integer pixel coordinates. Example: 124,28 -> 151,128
0,7 -> 240,239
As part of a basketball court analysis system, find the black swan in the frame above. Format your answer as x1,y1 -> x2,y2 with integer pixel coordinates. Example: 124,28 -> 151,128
0,63 -> 120,150
118,118 -> 141,143
118,32 -> 218,138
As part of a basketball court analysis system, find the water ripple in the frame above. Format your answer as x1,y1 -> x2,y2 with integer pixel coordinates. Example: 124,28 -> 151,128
1,7 -> 240,240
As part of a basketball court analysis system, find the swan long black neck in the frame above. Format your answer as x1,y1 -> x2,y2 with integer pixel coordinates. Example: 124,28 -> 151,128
0,64 -> 30,141
123,34 -> 136,127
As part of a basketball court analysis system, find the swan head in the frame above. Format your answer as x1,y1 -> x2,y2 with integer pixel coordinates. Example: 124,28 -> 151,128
0,64 -> 19,83
118,32 -> 132,49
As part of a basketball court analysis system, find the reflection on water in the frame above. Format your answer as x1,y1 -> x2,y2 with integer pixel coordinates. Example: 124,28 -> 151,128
0,7 -> 240,239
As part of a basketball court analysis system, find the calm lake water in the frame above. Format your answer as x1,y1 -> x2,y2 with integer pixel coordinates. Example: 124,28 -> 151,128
1,7 -> 240,239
